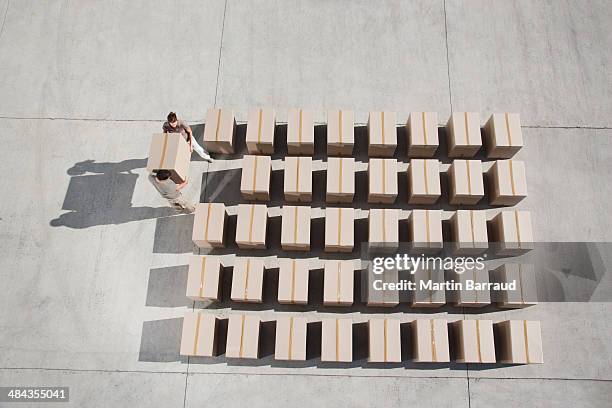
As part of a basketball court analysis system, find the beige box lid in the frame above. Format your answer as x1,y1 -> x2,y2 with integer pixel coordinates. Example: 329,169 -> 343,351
367,265 -> 400,306
226,314 -> 260,359
454,320 -> 496,363
368,159 -> 399,196
321,318 -> 353,362
447,112 -> 482,148
287,108 -> 314,147
368,209 -> 399,246
410,210 -> 443,247
281,206 -> 312,248
180,311 -> 217,357
368,111 -> 397,147
409,159 -> 441,196
323,260 -> 354,305
277,258 -> 310,304
231,257 -> 265,302
411,266 -> 446,305
495,210 -> 534,249
235,204 -> 268,247
146,133 -> 191,181
492,160 -> 527,198
192,203 -> 226,246
497,320 -> 543,364
456,267 -> 491,305
452,210 -> 488,249
368,318 -> 401,362
325,208 -> 355,249
496,264 -> 538,306
450,160 -> 484,197
275,316 -> 307,361
284,156 -> 313,195
246,108 -> 276,146
240,155 -> 272,195
408,112 -> 439,147
488,113 -> 523,148
412,319 -> 450,362
203,108 -> 235,144
327,110 -> 355,146
186,255 -> 222,301
326,157 -> 355,196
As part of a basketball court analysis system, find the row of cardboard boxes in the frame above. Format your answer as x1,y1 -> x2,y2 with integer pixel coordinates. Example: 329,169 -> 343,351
187,257 -> 536,308
201,108 -> 523,158
243,156 -> 527,206
180,312 -> 543,364
194,205 -> 534,255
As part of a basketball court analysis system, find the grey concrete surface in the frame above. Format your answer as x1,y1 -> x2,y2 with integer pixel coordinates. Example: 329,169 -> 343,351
0,1 -> 611,407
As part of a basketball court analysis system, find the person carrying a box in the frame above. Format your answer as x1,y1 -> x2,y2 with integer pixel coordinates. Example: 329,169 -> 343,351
163,112 -> 213,162
149,170 -> 195,213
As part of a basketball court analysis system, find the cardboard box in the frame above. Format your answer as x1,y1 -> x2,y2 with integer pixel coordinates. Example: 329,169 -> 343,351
235,204 -> 268,249
452,320 -> 496,363
407,112 -> 439,157
494,320 -> 543,364
367,111 -> 397,157
483,113 -> 523,158
411,319 -> 450,363
230,257 -> 265,303
368,209 -> 399,250
281,206 -> 311,251
327,110 -> 354,156
179,311 -> 218,357
411,266 -> 446,307
446,112 -> 482,158
284,156 -> 313,202
368,158 -> 398,204
246,108 -> 276,154
287,108 -> 314,155
326,157 -> 355,203
454,267 -> 491,307
192,203 -> 227,248
489,160 -> 527,205
277,258 -> 310,304
186,255 -> 222,301
368,318 -> 401,363
226,314 -> 260,359
240,155 -> 272,201
324,207 -> 355,252
450,210 -> 488,255
448,160 -> 485,205
409,210 -> 443,253
321,318 -> 353,362
147,133 -> 191,183
323,260 -> 354,306
492,210 -> 534,255
203,108 -> 236,154
274,316 -> 307,361
492,264 -> 538,308
408,159 -> 441,204
367,263 -> 400,307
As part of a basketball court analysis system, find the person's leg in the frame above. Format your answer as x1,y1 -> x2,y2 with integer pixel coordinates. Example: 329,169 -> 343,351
191,137 -> 213,162
171,194 -> 196,213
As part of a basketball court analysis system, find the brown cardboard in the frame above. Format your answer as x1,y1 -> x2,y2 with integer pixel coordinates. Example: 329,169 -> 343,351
411,266 -> 446,307
368,209 -> 399,249
287,108 -> 314,155
493,264 -> 538,308
484,113 -> 523,158
446,112 -> 482,158
368,158 -> 399,204
367,263 -> 400,307
147,133 -> 191,183
284,156 -> 313,202
240,155 -> 272,201
450,210 -> 488,255
274,316 -> 307,361
492,210 -> 534,255
203,108 -> 236,154
454,267 -> 491,307
323,260 -> 354,306
407,112 -> 439,157
368,318 -> 402,363
321,318 -> 353,362
411,319 -> 450,362
235,204 -> 268,249
192,203 -> 227,248
489,160 -> 528,205
408,159 -> 441,204
226,314 -> 260,359
179,311 -> 218,357
367,111 -> 397,157
281,206 -> 311,251
409,209 -> 443,253
230,257 -> 265,303
327,110 -> 355,156
452,320 -> 496,363
324,207 -> 355,252
326,157 -> 355,203
494,320 -> 544,364
186,255 -> 222,301
448,160 -> 485,205
277,258 -> 310,304
246,108 -> 276,154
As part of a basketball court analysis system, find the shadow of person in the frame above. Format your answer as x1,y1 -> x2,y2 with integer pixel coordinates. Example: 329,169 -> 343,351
50,158 -> 177,229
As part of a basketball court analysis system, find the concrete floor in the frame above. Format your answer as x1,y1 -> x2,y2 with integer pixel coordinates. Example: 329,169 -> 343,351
0,0 -> 611,407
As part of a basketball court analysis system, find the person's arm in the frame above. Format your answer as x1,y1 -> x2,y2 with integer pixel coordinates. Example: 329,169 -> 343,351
177,178 -> 188,191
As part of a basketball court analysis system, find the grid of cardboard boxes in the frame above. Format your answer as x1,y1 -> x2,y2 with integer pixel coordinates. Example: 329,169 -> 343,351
148,109 -> 543,364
